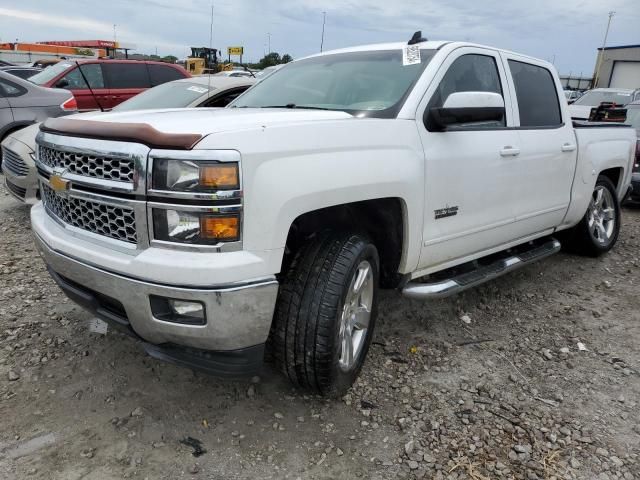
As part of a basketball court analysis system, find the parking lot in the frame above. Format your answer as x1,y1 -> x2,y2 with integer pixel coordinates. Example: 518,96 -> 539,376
0,177 -> 638,479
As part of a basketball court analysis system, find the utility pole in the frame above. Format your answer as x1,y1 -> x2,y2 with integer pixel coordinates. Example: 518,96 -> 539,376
594,11 -> 615,88
267,32 -> 271,54
320,11 -> 326,52
113,24 -> 117,43
209,2 -> 214,54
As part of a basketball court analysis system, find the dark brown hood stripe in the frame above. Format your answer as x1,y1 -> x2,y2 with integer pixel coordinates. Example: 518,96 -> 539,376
41,118 -> 203,150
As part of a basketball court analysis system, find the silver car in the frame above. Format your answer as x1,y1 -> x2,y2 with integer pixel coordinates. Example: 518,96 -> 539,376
0,70 -> 75,145
2,75 -> 254,203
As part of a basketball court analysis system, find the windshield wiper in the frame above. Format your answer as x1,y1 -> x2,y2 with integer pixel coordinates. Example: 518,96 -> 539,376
260,104 -> 334,111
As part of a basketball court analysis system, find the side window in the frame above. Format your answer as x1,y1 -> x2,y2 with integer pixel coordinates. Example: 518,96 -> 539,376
148,64 -> 185,87
201,87 -> 250,108
508,60 -> 562,127
104,63 -> 151,89
429,54 -> 503,111
60,64 -> 105,89
0,78 -> 27,97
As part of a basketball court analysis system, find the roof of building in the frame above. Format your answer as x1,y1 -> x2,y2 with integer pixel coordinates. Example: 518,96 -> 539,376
598,44 -> 640,51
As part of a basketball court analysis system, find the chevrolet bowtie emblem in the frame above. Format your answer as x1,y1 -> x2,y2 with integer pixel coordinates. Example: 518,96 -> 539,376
50,174 -> 70,193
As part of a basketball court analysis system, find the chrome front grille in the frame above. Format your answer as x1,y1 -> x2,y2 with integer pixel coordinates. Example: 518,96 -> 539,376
2,147 -> 29,176
41,184 -> 137,244
38,145 -> 135,183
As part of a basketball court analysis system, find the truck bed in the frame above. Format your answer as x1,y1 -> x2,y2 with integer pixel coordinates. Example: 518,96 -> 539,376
572,120 -> 634,129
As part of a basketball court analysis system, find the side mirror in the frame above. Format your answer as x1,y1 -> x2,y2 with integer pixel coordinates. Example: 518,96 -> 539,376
426,91 -> 505,131
55,79 -> 69,89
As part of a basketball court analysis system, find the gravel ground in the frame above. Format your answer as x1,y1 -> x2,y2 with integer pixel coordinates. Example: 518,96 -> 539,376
0,177 -> 639,480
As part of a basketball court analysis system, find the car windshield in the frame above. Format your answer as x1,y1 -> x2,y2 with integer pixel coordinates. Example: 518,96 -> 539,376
230,49 -> 436,118
113,81 -> 212,111
28,62 -> 74,86
5,69 -> 39,80
573,90 -> 633,106
625,106 -> 640,136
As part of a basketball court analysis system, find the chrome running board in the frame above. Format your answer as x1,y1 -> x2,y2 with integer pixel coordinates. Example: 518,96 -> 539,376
402,238 -> 561,300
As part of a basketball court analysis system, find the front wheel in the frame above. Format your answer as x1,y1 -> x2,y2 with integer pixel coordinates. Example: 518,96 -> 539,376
270,231 -> 379,397
562,175 -> 621,257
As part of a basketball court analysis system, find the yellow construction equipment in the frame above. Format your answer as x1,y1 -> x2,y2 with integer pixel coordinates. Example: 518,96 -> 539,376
185,47 -> 234,75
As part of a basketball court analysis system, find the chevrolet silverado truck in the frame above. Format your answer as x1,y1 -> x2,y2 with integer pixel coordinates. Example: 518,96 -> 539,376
30,37 -> 636,396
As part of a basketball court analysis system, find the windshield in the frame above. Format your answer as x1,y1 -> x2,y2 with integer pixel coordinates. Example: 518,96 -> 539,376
574,90 -> 633,106
625,107 -> 640,136
114,81 -> 211,111
230,49 -> 435,118
28,62 -> 73,86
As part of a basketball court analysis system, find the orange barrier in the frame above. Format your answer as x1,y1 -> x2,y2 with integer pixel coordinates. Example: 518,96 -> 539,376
0,42 -> 105,57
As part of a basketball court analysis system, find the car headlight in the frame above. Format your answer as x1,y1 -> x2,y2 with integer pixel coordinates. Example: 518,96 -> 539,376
152,209 -> 240,244
152,159 -> 239,192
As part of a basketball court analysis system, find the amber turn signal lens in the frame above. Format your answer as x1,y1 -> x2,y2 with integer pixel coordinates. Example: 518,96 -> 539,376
200,216 -> 240,241
199,164 -> 239,189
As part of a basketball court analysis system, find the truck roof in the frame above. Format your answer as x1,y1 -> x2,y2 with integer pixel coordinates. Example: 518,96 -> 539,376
310,40 -> 451,56
303,40 -> 553,67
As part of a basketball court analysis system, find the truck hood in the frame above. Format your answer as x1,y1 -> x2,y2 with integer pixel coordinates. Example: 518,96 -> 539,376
68,108 -> 354,138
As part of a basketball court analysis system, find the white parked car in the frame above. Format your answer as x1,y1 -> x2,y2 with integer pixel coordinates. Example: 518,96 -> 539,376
214,70 -> 255,78
568,88 -> 639,120
30,38 -> 636,396
563,89 -> 583,103
2,75 -> 254,204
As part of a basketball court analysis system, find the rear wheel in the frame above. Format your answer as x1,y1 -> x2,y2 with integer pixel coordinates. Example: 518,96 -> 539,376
270,231 -> 379,397
561,175 -> 620,256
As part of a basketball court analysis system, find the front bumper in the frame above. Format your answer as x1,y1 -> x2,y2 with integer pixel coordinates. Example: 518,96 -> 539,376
34,231 -> 279,351
1,137 -> 38,204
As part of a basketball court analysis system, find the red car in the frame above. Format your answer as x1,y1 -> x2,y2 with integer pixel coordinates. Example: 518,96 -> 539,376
29,60 -> 190,111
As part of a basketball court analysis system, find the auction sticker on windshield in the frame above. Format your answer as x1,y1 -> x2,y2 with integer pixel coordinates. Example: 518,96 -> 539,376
403,45 -> 421,66
187,86 -> 209,94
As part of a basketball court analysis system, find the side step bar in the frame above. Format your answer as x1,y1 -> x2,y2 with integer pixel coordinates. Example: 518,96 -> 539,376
402,238 -> 561,300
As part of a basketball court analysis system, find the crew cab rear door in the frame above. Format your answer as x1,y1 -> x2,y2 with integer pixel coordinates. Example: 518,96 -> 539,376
500,53 -> 577,236
415,47 -> 521,270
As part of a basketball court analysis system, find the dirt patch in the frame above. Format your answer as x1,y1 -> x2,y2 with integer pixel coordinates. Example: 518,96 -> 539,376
0,178 -> 638,479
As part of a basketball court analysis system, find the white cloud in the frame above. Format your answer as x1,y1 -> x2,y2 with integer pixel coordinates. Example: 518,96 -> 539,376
0,0 -> 638,72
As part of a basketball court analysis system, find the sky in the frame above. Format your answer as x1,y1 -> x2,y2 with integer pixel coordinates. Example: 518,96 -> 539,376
0,0 -> 638,76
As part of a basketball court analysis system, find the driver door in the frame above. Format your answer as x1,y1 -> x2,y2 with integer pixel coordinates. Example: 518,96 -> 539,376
415,47 -> 522,271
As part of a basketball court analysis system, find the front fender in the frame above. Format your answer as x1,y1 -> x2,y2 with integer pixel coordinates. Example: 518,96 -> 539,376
197,119 -> 426,274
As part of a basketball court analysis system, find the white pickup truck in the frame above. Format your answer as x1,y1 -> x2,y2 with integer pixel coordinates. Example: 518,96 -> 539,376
30,37 -> 636,396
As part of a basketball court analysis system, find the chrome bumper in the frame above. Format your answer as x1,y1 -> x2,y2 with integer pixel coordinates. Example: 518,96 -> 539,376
34,233 -> 279,351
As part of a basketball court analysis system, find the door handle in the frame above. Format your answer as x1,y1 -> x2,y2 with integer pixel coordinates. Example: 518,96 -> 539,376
561,143 -> 577,152
500,146 -> 520,157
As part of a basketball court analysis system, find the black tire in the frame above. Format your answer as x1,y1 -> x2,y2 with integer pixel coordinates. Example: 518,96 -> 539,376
560,175 -> 621,257
270,231 -> 379,397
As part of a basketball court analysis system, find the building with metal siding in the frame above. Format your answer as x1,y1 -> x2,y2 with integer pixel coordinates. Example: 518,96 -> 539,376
593,45 -> 640,89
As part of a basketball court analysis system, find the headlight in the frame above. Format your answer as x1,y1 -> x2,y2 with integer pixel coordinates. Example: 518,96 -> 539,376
152,209 -> 240,244
152,159 -> 239,192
